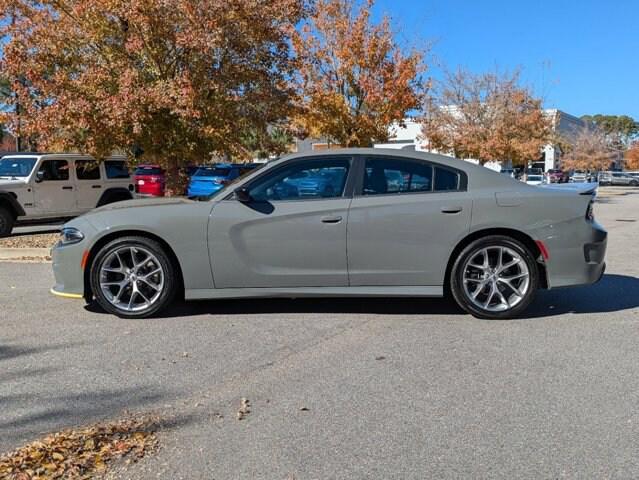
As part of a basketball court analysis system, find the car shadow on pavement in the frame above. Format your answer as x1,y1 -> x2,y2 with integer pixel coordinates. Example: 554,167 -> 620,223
0,386 -> 188,454
521,274 -> 639,318
148,273 -> 639,320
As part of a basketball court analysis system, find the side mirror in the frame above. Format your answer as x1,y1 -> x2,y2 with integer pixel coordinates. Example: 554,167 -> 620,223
235,187 -> 252,203
35,170 -> 45,183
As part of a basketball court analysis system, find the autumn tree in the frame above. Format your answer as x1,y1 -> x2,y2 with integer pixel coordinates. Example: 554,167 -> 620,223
581,114 -> 639,148
0,0 -> 306,189
422,68 -> 552,167
292,0 -> 426,147
560,126 -> 616,172
625,142 -> 639,170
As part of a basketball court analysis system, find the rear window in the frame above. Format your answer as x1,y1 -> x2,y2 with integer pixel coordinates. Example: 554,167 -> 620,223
194,167 -> 231,177
135,166 -> 163,175
434,167 -> 460,191
104,160 -> 130,179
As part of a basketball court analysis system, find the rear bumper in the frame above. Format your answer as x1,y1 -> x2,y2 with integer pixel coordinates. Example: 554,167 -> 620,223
540,220 -> 607,288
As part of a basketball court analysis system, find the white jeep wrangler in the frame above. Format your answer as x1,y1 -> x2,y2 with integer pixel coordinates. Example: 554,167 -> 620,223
0,153 -> 134,237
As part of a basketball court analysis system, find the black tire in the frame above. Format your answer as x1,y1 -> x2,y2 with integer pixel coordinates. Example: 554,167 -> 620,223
450,235 -> 539,319
90,236 -> 178,318
0,206 -> 14,238
98,191 -> 132,207
631,180 -> 638,187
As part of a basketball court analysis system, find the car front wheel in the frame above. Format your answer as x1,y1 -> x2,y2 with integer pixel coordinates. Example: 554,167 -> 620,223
0,206 -> 14,237
450,236 -> 539,319
90,236 -> 177,318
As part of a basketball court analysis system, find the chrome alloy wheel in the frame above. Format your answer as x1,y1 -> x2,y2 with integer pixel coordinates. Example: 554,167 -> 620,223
462,246 -> 530,312
99,246 -> 165,312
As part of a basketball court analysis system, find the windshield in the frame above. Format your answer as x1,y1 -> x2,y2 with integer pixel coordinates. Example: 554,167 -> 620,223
194,167 -> 231,177
135,166 -> 163,175
192,162 -> 268,200
0,156 -> 38,177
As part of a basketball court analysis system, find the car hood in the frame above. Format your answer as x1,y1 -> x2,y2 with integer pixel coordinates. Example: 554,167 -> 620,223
92,196 -> 195,212
0,178 -> 28,189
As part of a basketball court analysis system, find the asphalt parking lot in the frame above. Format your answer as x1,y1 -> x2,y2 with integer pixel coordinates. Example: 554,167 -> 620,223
2,187 -> 639,479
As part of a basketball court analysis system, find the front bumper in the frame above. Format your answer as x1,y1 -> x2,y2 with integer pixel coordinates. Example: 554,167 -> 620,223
50,219 -> 98,299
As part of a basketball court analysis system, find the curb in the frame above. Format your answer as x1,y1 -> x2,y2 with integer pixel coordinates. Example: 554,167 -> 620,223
0,248 -> 52,262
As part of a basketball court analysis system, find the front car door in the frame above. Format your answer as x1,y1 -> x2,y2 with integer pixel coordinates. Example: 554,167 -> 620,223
347,154 -> 472,286
33,159 -> 78,216
208,156 -> 354,288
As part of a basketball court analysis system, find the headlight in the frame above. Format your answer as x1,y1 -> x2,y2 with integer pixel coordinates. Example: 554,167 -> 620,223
58,227 -> 84,246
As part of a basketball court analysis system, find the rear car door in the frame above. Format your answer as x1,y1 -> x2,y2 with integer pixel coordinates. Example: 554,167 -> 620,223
33,159 -> 78,215
209,156 -> 353,288
74,159 -> 103,210
347,155 -> 472,286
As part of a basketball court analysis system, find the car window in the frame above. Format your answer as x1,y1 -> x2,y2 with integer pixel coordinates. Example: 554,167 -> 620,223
0,156 -> 38,177
76,160 -> 101,180
135,166 -> 163,175
434,167 -> 461,191
249,157 -> 350,201
362,157 -> 433,195
194,167 -> 231,177
39,160 -> 70,181
104,160 -> 130,179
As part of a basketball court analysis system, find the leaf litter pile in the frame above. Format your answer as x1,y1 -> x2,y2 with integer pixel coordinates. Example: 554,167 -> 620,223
0,416 -> 159,479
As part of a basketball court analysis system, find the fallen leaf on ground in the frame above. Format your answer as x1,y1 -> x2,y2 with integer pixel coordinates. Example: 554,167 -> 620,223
0,415 -> 159,479
237,398 -> 251,420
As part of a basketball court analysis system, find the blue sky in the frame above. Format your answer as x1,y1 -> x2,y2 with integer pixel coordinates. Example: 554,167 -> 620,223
373,0 -> 639,118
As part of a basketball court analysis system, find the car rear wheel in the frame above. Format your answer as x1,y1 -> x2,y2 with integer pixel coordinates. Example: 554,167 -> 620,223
90,236 -> 177,318
0,206 -> 14,237
450,236 -> 539,319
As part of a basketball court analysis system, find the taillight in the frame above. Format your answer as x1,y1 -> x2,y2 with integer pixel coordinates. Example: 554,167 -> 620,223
586,201 -> 594,221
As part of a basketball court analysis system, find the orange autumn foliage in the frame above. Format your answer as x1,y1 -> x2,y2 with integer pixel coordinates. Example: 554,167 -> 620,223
423,69 -> 552,166
0,0 -> 306,187
292,0 -> 427,147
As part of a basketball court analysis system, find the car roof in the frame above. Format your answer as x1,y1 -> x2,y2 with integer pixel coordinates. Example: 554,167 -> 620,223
274,148 -> 520,190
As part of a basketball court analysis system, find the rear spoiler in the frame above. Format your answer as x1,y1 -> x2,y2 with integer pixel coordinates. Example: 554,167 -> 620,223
540,182 -> 598,197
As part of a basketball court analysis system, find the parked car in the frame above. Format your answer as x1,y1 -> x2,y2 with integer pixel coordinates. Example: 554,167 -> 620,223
187,163 -> 259,197
569,171 -> 591,183
134,164 -> 165,197
51,148 -> 607,320
525,174 -> 544,185
546,169 -> 566,183
500,168 -> 515,178
0,153 -> 133,237
598,171 -> 639,186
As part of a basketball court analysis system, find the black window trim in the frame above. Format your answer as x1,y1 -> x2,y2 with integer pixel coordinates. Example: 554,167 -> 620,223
352,154 -> 468,197
224,155 -> 357,202
39,159 -> 71,182
75,159 -> 102,181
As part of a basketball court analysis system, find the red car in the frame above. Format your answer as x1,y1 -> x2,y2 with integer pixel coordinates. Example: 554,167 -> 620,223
134,164 -> 166,197
546,169 -> 567,183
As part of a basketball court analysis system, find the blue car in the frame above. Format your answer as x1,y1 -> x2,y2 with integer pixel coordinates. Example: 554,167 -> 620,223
187,164 -> 261,197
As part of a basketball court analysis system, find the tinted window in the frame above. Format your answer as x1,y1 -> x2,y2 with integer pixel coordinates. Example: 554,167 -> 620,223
434,167 -> 460,191
249,158 -> 350,201
39,160 -> 69,181
76,160 -> 101,180
104,160 -> 129,179
362,157 -> 432,195
135,166 -> 163,175
0,156 -> 37,177
194,167 -> 232,177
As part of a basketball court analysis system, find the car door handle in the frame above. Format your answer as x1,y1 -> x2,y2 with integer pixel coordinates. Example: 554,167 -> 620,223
92,185 -> 102,189
441,206 -> 462,214
62,186 -> 73,190
321,215 -> 343,224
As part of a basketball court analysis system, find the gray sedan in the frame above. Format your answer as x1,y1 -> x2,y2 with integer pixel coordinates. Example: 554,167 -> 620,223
51,149 -> 607,319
